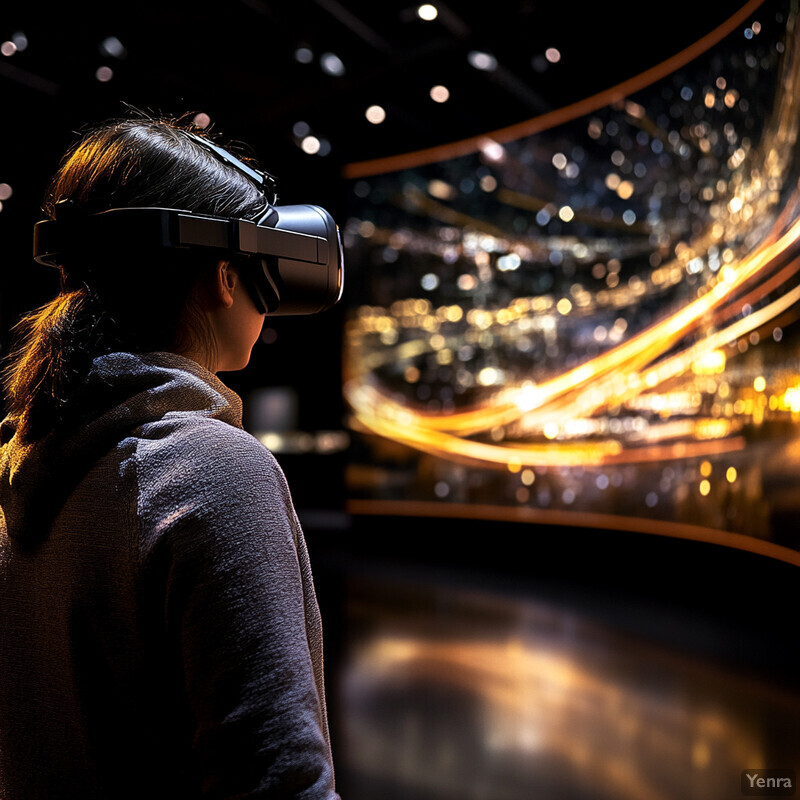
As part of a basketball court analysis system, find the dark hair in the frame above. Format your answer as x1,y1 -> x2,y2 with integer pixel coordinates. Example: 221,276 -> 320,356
3,112 -> 268,441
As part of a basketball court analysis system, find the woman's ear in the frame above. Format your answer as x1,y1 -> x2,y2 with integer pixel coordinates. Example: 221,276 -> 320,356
214,260 -> 237,309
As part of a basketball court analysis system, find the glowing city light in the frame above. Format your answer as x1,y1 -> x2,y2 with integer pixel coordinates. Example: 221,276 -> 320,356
320,52 -> 345,76
366,105 -> 386,124
301,135 -> 321,154
417,3 -> 438,20
430,85 -> 450,103
468,51 -> 497,71
100,36 -> 126,58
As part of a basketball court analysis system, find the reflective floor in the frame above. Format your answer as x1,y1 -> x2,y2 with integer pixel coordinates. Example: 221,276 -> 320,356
311,519 -> 800,800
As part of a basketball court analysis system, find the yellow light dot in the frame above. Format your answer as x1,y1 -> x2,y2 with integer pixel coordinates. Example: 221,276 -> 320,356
726,467 -> 737,483
417,3 -> 438,20
507,457 -> 522,473
700,460 -> 712,477
556,298 -> 573,315
477,367 -> 501,386
753,376 -> 767,392
543,422 -> 559,439
617,180 -> 634,200
700,479 -> 711,496
521,469 -> 535,486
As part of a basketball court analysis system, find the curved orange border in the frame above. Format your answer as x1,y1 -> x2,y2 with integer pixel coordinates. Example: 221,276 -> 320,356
343,0 -> 766,178
346,498 -> 800,568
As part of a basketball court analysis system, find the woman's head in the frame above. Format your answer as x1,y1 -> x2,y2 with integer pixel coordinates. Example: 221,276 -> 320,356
45,116 -> 267,222
3,112 -> 272,439
47,115 -> 269,356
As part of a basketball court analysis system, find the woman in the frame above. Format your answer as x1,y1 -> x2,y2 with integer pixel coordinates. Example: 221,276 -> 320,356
0,115 -> 340,799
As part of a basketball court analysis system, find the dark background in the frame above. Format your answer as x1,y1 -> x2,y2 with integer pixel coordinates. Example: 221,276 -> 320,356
2,5 -> 797,798
0,0 -> 740,423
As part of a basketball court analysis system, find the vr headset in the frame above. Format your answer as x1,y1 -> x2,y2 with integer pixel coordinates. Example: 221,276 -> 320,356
32,130 -> 344,316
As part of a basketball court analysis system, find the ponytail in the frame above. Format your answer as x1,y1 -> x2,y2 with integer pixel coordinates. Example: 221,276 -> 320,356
3,289 -> 102,440
3,259 -> 219,442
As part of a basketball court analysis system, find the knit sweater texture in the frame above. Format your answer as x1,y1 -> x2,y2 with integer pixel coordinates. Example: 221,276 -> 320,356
0,351 -> 339,799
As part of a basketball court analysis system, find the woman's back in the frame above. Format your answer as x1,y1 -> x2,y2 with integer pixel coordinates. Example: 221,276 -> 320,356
0,351 -> 336,798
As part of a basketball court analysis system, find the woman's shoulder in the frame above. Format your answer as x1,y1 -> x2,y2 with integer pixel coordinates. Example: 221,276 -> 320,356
132,415 -> 298,544
133,415 -> 285,489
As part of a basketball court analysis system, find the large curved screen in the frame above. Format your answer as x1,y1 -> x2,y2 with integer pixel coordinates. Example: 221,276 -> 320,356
341,0 -> 800,565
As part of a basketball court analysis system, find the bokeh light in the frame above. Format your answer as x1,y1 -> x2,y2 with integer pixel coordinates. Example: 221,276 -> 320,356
365,105 -> 387,124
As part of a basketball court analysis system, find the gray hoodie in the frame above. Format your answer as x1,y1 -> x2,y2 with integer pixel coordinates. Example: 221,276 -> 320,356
0,351 -> 338,799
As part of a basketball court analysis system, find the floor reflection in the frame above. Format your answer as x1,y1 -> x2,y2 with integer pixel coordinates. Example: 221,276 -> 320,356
336,572 -> 800,800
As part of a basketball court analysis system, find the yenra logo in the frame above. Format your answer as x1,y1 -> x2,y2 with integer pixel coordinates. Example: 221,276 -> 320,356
741,770 -> 796,796
746,774 -> 793,789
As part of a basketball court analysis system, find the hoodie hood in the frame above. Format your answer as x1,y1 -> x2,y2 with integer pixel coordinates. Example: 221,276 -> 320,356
0,351 -> 243,544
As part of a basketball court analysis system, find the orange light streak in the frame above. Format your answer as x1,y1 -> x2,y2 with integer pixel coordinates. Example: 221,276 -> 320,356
346,498 -> 800,568
345,204 -> 800,448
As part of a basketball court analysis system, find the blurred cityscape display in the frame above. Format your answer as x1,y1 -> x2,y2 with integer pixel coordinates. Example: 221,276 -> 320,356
341,0 -> 800,560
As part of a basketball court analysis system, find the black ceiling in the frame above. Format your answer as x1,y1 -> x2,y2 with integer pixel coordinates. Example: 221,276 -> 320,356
2,0 -> 743,188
